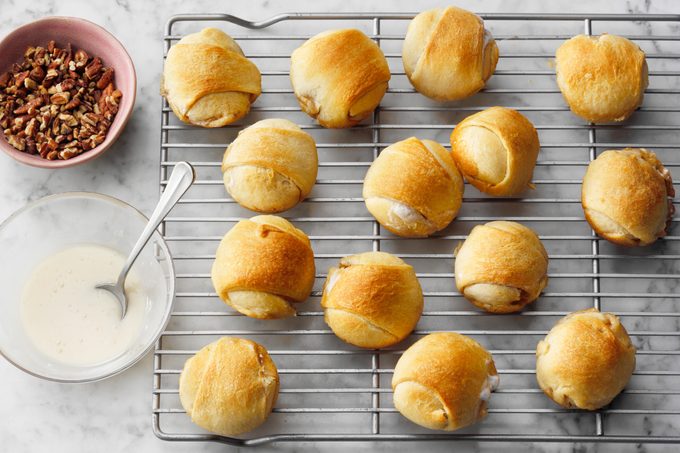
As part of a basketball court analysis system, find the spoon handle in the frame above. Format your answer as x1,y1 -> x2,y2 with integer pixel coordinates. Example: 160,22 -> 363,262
116,162 -> 195,286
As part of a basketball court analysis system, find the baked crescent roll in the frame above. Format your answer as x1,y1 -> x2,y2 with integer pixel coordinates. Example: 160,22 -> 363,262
392,332 -> 499,431
363,137 -> 464,237
222,119 -> 318,213
454,221 -> 548,313
402,7 -> 498,101
161,28 -> 261,127
536,309 -> 636,410
290,29 -> 391,128
179,337 -> 279,436
555,34 -> 648,123
321,251 -> 423,349
450,107 -> 540,196
582,148 -> 674,247
211,215 -> 315,319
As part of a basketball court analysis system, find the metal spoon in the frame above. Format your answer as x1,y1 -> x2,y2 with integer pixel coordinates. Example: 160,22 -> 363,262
97,162 -> 195,318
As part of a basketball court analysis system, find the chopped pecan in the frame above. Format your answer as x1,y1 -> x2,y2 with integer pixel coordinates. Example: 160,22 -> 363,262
96,68 -> 114,89
25,137 -> 37,154
63,97 -> 80,110
23,77 -> 38,90
58,147 -> 80,160
13,97 -> 43,115
84,57 -> 103,80
29,66 -> 45,82
24,117 -> 38,137
7,135 -> 25,150
13,71 -> 29,88
24,46 -> 36,59
0,72 -> 10,88
74,49 -> 88,68
58,113 -> 78,127
50,91 -> 70,105
0,41 -> 121,159
34,47 -> 46,65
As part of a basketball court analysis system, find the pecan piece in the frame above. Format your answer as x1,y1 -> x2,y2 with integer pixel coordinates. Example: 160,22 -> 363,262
0,72 -> 11,88
84,57 -> 103,80
24,46 -> 36,59
13,97 -> 43,115
81,112 -> 100,126
63,97 -> 80,110
74,49 -> 88,68
25,117 -> 38,137
59,147 -> 80,160
58,112 -> 78,127
7,135 -> 25,151
25,137 -> 37,154
23,77 -> 38,90
56,78 -> 76,92
51,91 -> 71,105
96,68 -> 114,89
29,65 -> 45,82
13,71 -> 29,88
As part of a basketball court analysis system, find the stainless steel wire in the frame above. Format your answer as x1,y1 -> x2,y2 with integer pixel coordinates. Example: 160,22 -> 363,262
154,12 -> 680,446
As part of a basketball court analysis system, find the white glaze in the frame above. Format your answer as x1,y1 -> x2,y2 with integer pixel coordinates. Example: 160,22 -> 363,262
479,373 -> 500,403
20,244 -> 147,366
387,199 -> 431,227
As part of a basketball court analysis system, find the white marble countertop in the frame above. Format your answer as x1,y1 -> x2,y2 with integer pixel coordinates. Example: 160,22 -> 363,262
1,0 -> 678,452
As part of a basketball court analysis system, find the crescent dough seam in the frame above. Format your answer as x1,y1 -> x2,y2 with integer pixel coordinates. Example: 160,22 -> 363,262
325,307 -> 400,340
169,46 -> 260,115
190,344 -> 218,419
462,282 -> 524,296
420,139 -> 461,183
584,207 -> 640,243
230,165 -> 305,201
395,379 -> 452,426
412,9 -> 445,79
326,307 -> 399,339
339,262 -> 411,270
458,123 -> 513,188
226,288 -> 297,304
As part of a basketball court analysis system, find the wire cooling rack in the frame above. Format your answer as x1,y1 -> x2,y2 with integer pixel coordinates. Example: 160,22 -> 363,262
153,12 -> 680,446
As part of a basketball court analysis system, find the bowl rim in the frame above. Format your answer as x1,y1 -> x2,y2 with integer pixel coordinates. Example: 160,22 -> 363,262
0,191 -> 176,383
0,16 -> 137,169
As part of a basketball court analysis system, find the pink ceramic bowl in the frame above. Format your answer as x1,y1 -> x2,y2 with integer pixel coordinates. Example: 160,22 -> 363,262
0,17 -> 136,168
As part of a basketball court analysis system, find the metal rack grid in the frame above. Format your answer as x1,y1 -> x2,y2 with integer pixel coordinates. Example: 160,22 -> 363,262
153,12 -> 680,446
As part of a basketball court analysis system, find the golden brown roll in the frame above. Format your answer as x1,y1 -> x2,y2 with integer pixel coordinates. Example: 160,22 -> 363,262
290,29 -> 391,128
363,137 -> 464,237
450,107 -> 540,196
222,119 -> 318,213
211,215 -> 315,319
392,332 -> 499,431
582,148 -> 674,247
179,337 -> 279,436
454,221 -> 548,313
555,34 -> 648,123
536,309 -> 636,410
321,252 -> 423,349
161,28 -> 261,127
402,6 -> 498,101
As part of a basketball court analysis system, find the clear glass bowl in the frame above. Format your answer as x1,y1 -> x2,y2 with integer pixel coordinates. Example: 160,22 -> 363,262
0,192 -> 175,382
